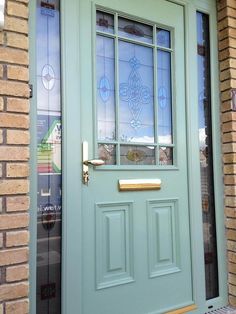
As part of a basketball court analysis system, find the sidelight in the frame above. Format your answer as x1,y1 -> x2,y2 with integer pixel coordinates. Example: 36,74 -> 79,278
197,11 -> 219,300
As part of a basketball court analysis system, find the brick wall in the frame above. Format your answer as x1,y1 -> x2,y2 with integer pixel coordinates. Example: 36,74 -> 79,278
218,0 -> 236,307
0,0 -> 30,313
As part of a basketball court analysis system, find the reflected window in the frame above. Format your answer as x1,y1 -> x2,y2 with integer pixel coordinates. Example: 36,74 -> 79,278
96,10 -> 173,166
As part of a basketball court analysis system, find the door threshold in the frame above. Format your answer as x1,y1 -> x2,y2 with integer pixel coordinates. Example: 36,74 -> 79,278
206,306 -> 236,313
166,304 -> 197,314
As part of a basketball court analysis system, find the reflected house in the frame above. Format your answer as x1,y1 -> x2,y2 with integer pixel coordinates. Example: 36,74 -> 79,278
1,0 -> 236,314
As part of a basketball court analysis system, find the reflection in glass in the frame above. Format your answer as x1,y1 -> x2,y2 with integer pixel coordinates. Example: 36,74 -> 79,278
98,144 -> 116,165
157,50 -> 172,144
118,17 -> 153,43
156,29 -> 171,48
36,0 -> 62,313
119,41 -> 154,143
96,36 -> 116,141
159,147 -> 173,165
197,11 -> 219,300
96,11 -> 114,33
120,145 -> 155,165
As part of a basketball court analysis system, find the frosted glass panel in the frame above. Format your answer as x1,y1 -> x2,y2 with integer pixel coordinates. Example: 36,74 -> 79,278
157,50 -> 172,144
119,41 -> 154,143
96,36 -> 116,141
118,17 -> 153,43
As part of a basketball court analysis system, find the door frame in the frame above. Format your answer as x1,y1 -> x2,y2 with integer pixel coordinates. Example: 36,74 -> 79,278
29,0 -> 227,313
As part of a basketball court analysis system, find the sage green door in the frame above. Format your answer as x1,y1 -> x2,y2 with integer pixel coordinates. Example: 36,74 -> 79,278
78,0 -> 193,313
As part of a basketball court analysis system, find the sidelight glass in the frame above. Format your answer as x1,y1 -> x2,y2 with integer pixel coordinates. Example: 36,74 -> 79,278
36,0 -> 62,313
96,10 -> 174,166
197,11 -> 219,300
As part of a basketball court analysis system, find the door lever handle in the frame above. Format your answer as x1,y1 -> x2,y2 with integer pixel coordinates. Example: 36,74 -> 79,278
83,159 -> 105,166
82,141 -> 105,185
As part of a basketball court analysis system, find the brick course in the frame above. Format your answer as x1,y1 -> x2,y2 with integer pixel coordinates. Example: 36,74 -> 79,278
0,0 -> 30,312
218,0 -> 236,307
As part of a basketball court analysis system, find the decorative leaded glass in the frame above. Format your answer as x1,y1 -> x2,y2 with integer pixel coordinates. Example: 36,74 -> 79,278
96,10 -> 174,166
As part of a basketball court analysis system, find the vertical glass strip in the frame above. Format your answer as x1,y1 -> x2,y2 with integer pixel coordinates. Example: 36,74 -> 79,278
197,12 -> 219,300
36,1 -> 62,313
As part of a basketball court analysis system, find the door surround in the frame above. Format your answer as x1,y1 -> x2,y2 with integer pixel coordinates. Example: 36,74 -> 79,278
29,0 -> 227,313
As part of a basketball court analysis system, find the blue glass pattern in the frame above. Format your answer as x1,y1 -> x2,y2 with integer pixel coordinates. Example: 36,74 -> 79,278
96,11 -> 114,34
156,29 -> 171,48
118,17 -> 153,44
36,0 -> 62,313
157,50 -> 172,144
119,41 -> 154,143
96,36 -> 116,141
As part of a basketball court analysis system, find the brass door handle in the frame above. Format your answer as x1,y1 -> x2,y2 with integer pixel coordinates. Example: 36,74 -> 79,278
83,159 -> 105,166
82,141 -> 105,184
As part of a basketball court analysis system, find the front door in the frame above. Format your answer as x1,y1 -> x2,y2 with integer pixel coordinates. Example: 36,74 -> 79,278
66,0 -> 193,313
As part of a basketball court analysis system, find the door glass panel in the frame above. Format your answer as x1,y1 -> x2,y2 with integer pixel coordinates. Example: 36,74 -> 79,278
96,10 -> 114,33
98,144 -> 116,165
36,0 -> 62,313
119,41 -> 154,143
156,28 -> 171,48
157,50 -> 172,145
96,35 -> 116,141
96,10 -> 174,166
159,146 -> 173,165
197,11 -> 219,300
118,17 -> 153,43
120,145 -> 155,165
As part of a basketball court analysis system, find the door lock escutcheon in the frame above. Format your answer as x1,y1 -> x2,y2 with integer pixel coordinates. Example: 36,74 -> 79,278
82,141 -> 105,184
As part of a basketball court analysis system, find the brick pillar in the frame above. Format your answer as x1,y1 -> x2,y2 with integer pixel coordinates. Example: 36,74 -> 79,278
0,0 -> 30,313
217,0 -> 236,307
